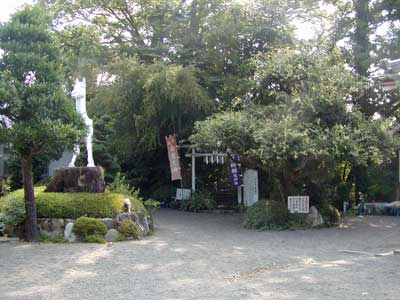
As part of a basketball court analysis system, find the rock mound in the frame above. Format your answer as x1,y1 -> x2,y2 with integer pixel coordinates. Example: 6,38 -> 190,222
45,167 -> 105,193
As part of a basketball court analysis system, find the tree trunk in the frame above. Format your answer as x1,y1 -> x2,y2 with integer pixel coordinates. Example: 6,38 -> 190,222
21,154 -> 38,242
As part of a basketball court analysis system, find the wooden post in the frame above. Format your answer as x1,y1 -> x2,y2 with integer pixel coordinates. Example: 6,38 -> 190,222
192,147 -> 196,192
396,149 -> 400,201
237,186 -> 242,205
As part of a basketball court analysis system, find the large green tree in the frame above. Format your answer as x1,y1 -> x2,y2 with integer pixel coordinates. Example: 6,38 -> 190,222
191,46 -> 394,203
88,58 -> 211,191
0,6 -> 83,241
45,0 -> 307,103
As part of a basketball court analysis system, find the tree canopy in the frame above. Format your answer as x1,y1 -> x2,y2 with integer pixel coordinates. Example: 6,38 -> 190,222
3,0 -> 399,208
0,6 -> 83,241
191,46 -> 395,202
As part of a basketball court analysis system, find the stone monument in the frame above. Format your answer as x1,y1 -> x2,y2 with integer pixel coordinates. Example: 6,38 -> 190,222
243,169 -> 259,207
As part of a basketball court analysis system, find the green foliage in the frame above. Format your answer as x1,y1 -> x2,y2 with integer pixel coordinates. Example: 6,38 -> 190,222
143,199 -> 160,214
92,115 -> 121,182
106,172 -> 140,197
0,5 -> 84,240
192,46 -> 395,202
180,190 -> 216,212
73,217 -> 107,238
0,6 -> 84,159
244,200 -> 289,230
39,234 -> 67,243
91,59 -> 212,153
0,177 -> 12,196
117,220 -> 140,239
115,234 -> 128,242
0,187 -> 147,220
0,194 -> 26,226
34,0 -> 400,203
43,0 -> 305,196
287,214 -> 308,229
82,235 -> 107,244
366,160 -> 398,201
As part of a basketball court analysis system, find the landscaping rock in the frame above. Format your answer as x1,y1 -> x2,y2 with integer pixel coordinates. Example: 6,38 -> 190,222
3,225 -> 22,238
101,218 -> 114,230
38,218 -> 65,238
45,166 -> 105,193
64,223 -> 76,242
115,212 -> 150,236
105,229 -> 119,242
305,206 -> 324,227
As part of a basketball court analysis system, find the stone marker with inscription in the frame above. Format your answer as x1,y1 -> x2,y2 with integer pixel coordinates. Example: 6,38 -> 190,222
243,169 -> 259,207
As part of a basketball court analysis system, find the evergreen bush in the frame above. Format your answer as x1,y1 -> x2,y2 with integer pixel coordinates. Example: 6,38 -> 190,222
180,190 -> 216,212
117,220 -> 140,239
73,217 -> 107,238
244,200 -> 289,230
0,187 -> 147,221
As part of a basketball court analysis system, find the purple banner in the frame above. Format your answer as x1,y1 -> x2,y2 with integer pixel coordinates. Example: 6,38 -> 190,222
228,154 -> 241,187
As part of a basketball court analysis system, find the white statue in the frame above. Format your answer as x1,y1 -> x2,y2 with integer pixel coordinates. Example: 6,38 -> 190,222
69,78 -> 95,168
124,198 -> 132,213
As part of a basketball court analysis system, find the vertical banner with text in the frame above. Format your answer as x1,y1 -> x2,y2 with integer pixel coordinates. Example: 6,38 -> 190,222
228,154 -> 241,187
165,135 -> 182,181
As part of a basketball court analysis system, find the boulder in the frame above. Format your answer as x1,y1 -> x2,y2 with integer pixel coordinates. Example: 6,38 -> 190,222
305,206 -> 324,227
38,218 -> 65,238
101,218 -> 114,230
105,229 -> 119,242
45,166 -> 105,193
64,223 -> 76,242
115,212 -> 150,236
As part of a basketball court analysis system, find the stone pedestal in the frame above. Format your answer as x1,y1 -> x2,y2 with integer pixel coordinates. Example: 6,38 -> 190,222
45,167 -> 105,193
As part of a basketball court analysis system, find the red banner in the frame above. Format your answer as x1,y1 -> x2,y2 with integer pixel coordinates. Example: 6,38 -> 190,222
165,135 -> 182,181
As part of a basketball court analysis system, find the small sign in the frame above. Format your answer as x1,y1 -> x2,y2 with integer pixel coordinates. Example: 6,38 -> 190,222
288,196 -> 309,213
176,188 -> 191,200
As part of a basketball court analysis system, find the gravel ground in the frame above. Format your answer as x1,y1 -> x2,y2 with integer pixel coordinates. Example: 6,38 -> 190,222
0,209 -> 400,300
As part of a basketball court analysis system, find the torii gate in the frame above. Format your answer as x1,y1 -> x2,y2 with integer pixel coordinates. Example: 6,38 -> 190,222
182,146 -> 243,204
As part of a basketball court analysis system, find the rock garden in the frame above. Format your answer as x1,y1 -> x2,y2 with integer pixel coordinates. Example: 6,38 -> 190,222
0,170 -> 156,243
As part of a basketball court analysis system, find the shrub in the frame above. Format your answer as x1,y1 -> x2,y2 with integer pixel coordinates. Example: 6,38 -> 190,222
83,235 -> 107,243
319,204 -> 340,226
287,213 -> 308,229
117,220 -> 140,239
244,200 -> 289,230
39,234 -> 67,243
0,187 -> 147,220
0,194 -> 26,226
143,199 -> 160,214
106,172 -> 140,198
0,177 -> 12,196
73,217 -> 107,238
180,190 -> 215,212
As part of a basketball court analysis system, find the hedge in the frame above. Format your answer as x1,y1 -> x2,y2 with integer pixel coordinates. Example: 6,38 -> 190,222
0,186 -> 147,220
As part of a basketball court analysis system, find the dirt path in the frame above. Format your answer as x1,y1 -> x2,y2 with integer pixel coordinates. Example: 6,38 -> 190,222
0,209 -> 400,299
